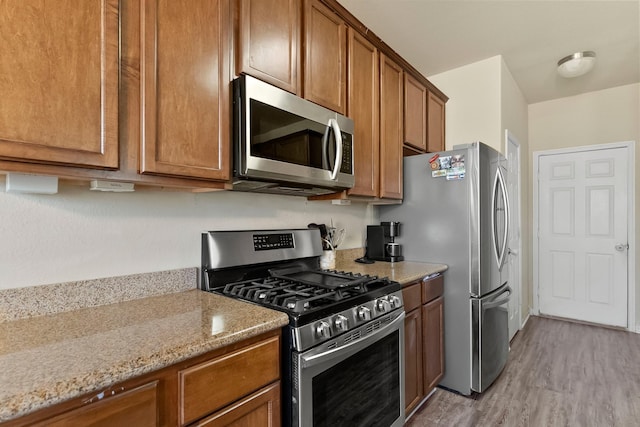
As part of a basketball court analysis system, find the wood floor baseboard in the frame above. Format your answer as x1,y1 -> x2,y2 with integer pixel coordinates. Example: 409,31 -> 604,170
537,313 -> 628,332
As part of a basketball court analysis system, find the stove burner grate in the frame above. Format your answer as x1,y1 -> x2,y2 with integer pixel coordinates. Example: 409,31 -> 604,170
221,272 -> 379,313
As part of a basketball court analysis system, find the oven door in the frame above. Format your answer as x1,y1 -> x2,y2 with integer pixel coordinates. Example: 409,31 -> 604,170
292,310 -> 405,427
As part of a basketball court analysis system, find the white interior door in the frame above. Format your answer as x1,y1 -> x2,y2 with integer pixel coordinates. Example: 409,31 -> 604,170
505,131 -> 521,340
537,147 -> 629,327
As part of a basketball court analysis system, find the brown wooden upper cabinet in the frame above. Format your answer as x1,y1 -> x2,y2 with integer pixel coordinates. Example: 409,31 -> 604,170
404,72 -> 447,155
346,28 -> 379,198
0,0 -> 119,169
404,73 -> 428,152
235,0 -> 301,95
139,0 -> 230,181
379,53 -> 404,200
235,0 -> 347,115
303,0 -> 348,115
427,91 -> 446,153
346,44 -> 403,200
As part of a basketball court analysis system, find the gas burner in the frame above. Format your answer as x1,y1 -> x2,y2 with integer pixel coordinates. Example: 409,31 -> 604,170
219,272 -> 389,315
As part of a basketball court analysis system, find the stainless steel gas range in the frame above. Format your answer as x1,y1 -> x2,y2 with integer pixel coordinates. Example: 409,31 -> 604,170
200,229 -> 405,427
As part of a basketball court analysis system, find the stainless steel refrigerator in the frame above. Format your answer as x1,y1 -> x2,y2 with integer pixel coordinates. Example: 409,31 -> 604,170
380,142 -> 511,395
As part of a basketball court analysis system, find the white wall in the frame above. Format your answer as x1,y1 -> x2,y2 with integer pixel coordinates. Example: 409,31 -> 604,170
429,56 -> 502,152
0,184 -> 374,290
528,82 -> 640,329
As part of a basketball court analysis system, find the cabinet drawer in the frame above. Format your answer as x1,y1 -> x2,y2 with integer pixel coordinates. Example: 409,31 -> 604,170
179,336 -> 280,425
422,275 -> 444,304
402,282 -> 421,312
34,381 -> 158,427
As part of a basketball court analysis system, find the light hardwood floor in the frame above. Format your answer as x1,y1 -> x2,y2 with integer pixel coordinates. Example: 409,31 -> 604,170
407,315 -> 640,426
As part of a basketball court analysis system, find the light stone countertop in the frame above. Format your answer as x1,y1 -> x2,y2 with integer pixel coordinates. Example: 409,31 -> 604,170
337,260 -> 447,285
0,289 -> 289,422
335,249 -> 448,285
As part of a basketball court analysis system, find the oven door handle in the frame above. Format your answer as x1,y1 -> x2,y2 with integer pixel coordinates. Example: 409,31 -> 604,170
301,311 -> 404,369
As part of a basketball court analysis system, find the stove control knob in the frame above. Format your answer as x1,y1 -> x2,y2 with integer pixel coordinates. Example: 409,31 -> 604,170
333,315 -> 349,332
388,295 -> 402,308
315,321 -> 332,339
357,306 -> 372,321
376,298 -> 391,313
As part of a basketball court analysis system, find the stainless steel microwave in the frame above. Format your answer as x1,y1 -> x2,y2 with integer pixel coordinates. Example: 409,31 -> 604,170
232,75 -> 355,197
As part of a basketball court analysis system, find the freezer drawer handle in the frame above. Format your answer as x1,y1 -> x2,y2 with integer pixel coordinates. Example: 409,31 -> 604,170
482,286 -> 512,310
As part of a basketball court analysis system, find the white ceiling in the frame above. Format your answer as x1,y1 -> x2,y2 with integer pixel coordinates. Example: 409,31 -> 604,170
338,0 -> 640,104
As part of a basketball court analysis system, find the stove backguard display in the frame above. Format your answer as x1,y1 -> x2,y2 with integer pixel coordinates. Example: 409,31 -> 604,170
253,232 -> 295,251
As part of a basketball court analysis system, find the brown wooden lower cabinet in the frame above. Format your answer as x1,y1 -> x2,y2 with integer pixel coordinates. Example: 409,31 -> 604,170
2,330 -> 281,427
31,381 -> 159,427
192,382 -> 280,427
403,274 -> 445,417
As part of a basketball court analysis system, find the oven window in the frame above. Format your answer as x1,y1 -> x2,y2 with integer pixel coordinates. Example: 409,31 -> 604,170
312,331 -> 400,427
250,99 -> 328,169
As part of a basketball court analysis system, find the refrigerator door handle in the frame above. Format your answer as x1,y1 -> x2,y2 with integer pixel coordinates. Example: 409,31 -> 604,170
482,286 -> 512,310
499,166 -> 510,268
491,167 -> 510,269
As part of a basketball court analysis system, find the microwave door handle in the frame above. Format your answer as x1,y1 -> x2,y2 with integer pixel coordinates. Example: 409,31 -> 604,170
328,118 -> 343,180
321,125 -> 331,170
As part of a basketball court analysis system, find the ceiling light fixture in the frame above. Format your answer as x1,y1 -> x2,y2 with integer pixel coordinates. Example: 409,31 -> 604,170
557,51 -> 596,78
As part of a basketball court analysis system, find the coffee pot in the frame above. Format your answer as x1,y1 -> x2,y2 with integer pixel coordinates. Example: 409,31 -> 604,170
366,221 -> 404,262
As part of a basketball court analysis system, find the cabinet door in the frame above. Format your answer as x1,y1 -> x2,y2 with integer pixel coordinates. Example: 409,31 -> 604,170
422,296 -> 445,392
33,382 -> 158,427
379,53 -> 403,199
346,28 -> 379,197
179,335 -> 280,425
0,0 -> 118,169
404,308 -> 423,417
427,91 -> 446,153
404,74 -> 427,152
193,382 -> 280,427
303,0 -> 347,114
236,0 -> 301,94
140,0 -> 230,181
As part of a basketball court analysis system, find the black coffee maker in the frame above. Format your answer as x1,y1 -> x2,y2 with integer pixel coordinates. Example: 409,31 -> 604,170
366,221 -> 404,262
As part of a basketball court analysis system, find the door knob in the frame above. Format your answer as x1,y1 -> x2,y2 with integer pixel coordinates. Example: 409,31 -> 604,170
508,248 -> 518,256
615,243 -> 629,252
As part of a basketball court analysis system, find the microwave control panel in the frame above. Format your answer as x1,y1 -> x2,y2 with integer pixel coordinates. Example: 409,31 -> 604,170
340,139 -> 353,174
